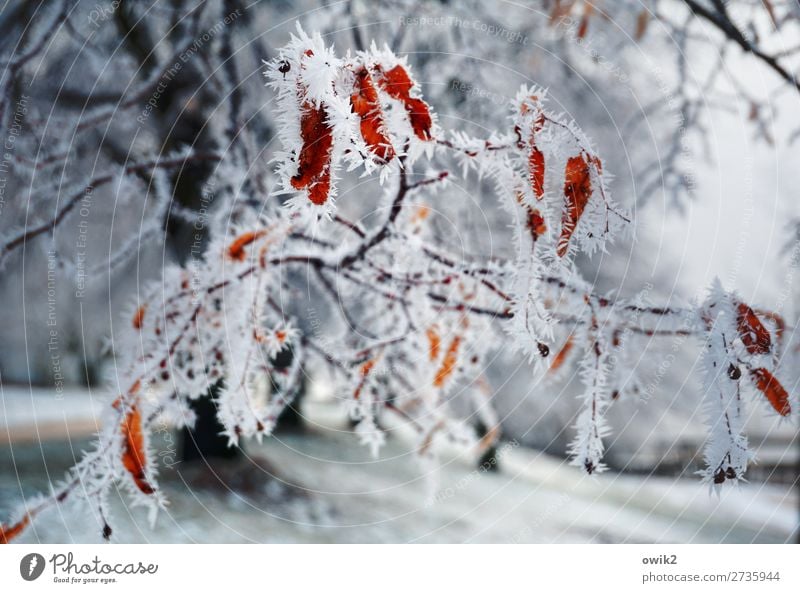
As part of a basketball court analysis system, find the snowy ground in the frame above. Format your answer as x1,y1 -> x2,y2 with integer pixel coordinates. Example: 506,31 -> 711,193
1,389 -> 797,544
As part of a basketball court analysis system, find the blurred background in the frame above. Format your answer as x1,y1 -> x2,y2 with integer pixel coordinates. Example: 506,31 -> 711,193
0,0 -> 798,542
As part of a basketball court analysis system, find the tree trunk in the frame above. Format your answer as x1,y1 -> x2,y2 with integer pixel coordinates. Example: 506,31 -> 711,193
180,383 -> 239,462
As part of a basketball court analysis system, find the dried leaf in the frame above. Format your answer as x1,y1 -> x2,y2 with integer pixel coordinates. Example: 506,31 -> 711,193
635,10 -> 650,40
411,204 -> 431,225
755,309 -> 785,350
377,65 -> 433,141
0,514 -> 29,544
351,67 -> 395,162
353,358 -> 378,399
577,5 -> 592,39
526,206 -> 547,240
736,302 -> 771,355
750,367 -> 791,416
121,407 -> 155,495
132,304 -> 147,330
528,144 -> 546,200
549,335 -> 574,372
434,336 -> 461,387
227,230 -> 267,262
426,326 -> 441,361
291,101 -> 334,205
359,358 -> 377,377
557,154 -> 593,257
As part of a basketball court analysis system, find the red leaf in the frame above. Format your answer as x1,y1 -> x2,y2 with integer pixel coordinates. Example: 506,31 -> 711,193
578,4 -> 594,39
736,302 -> 772,355
0,514 -> 29,544
557,154 -> 593,257
750,367 -> 791,416
635,10 -> 650,40
528,144 -> 545,200
515,192 -> 546,242
121,407 -> 155,495
291,101 -> 334,205
306,165 -> 331,206
351,68 -> 395,162
577,13 -> 590,39
377,65 -> 433,141
526,206 -> 547,240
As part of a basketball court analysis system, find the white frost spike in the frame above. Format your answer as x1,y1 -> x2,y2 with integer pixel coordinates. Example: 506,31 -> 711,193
697,280 -> 753,487
568,319 -> 613,475
355,417 -> 386,459
285,24 -> 340,106
265,24 -> 344,220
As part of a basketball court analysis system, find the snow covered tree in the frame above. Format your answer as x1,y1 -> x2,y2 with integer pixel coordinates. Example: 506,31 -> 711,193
1,21 -> 796,543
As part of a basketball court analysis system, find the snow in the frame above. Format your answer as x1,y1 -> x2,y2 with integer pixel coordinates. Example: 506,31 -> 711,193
1,389 -> 795,543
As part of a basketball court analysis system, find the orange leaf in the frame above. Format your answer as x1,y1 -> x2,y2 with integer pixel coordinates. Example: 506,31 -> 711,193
377,65 -> 433,141
354,358 -> 377,399
434,336 -> 461,388
0,514 -> 29,544
411,203 -> 431,225
351,68 -> 395,162
227,230 -> 267,262
121,407 -> 155,495
426,326 -> 441,361
736,302 -> 771,355
549,335 -> 574,372
291,101 -> 334,205
557,154 -> 593,257
528,144 -> 545,200
359,358 -> 376,377
750,367 -> 791,416
132,304 -> 147,330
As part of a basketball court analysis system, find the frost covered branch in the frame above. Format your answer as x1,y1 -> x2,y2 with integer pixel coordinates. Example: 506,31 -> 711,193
2,23 -> 796,543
